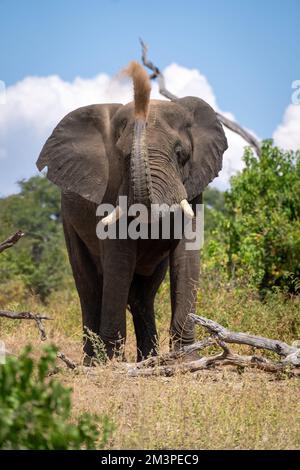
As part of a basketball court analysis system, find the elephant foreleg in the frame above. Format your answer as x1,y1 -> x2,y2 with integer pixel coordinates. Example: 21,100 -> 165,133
63,219 -> 102,359
100,239 -> 136,359
169,196 -> 201,350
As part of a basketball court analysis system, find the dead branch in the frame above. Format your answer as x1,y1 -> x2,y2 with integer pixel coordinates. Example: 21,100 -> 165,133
0,310 -> 51,341
129,337 -> 215,369
189,314 -> 299,362
57,351 -> 77,370
126,352 -> 222,377
125,313 -> 300,377
140,38 -> 177,100
215,113 -> 261,155
126,353 -> 287,377
0,230 -> 25,254
140,38 -> 261,156
0,310 -> 51,321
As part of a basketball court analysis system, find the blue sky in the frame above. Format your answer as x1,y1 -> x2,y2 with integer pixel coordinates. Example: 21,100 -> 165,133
0,0 -> 299,195
1,0 -> 298,136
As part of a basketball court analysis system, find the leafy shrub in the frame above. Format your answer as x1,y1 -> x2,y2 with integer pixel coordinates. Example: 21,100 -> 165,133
204,141 -> 300,293
0,345 -> 113,449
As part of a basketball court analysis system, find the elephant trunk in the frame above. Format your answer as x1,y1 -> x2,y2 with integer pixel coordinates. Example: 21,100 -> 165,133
131,119 -> 153,207
124,61 -> 153,207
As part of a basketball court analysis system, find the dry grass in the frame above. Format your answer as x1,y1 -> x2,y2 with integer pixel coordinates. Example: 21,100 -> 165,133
1,281 -> 300,450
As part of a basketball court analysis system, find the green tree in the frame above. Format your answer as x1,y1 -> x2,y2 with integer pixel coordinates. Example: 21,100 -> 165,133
203,186 -> 225,235
0,176 -> 70,301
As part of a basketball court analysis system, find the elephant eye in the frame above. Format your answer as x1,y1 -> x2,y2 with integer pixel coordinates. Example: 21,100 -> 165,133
117,119 -> 127,139
175,144 -> 189,166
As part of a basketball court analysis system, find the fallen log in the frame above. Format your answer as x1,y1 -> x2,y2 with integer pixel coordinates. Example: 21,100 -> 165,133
131,337 -> 215,369
126,353 -> 286,378
125,313 -> 300,377
189,314 -> 299,360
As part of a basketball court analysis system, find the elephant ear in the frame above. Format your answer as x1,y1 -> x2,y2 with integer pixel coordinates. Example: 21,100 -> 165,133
176,97 -> 228,200
36,103 -> 122,204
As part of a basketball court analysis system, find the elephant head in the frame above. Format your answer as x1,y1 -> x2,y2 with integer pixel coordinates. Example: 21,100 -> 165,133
36,62 -> 228,219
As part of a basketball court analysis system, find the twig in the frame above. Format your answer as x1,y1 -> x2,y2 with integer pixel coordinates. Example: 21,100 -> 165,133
0,310 -> 51,321
0,310 -> 52,341
139,38 -> 261,155
34,317 -> 48,341
0,230 -> 25,254
57,351 -> 77,370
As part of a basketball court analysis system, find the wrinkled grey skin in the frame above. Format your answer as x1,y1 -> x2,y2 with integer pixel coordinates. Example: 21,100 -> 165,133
37,97 -> 227,361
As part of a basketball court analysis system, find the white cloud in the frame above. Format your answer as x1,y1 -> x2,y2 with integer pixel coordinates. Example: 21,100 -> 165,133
0,64 -> 261,196
273,104 -> 300,151
163,63 -> 217,108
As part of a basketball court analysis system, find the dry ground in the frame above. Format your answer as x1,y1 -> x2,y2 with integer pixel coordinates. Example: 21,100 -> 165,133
1,281 -> 300,450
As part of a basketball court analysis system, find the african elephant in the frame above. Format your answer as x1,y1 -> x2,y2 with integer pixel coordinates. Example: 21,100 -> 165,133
36,62 -> 227,362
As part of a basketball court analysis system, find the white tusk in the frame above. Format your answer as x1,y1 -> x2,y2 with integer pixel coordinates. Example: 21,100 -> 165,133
180,199 -> 194,219
101,206 -> 123,226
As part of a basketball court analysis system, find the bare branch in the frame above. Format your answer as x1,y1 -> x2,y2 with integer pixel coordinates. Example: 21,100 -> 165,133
57,351 -> 77,370
123,313 -> 300,377
215,113 -> 261,155
140,38 -> 261,155
127,354 -> 223,377
34,317 -> 48,341
0,310 -> 51,341
189,314 -> 299,360
0,310 -> 51,321
0,231 -> 25,254
139,38 -> 177,100
126,352 -> 288,377
128,337 -> 215,369
2,304 -> 298,376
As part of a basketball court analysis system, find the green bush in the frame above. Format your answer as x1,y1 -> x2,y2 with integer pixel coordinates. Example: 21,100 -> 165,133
0,345 -> 113,449
204,141 -> 300,293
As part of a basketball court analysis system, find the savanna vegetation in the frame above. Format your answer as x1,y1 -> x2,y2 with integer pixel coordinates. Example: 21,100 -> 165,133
0,142 -> 299,449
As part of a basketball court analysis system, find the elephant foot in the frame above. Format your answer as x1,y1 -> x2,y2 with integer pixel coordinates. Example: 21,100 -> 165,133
136,347 -> 158,363
169,338 -> 200,363
178,350 -> 200,363
82,354 -> 100,367
102,339 -> 126,362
